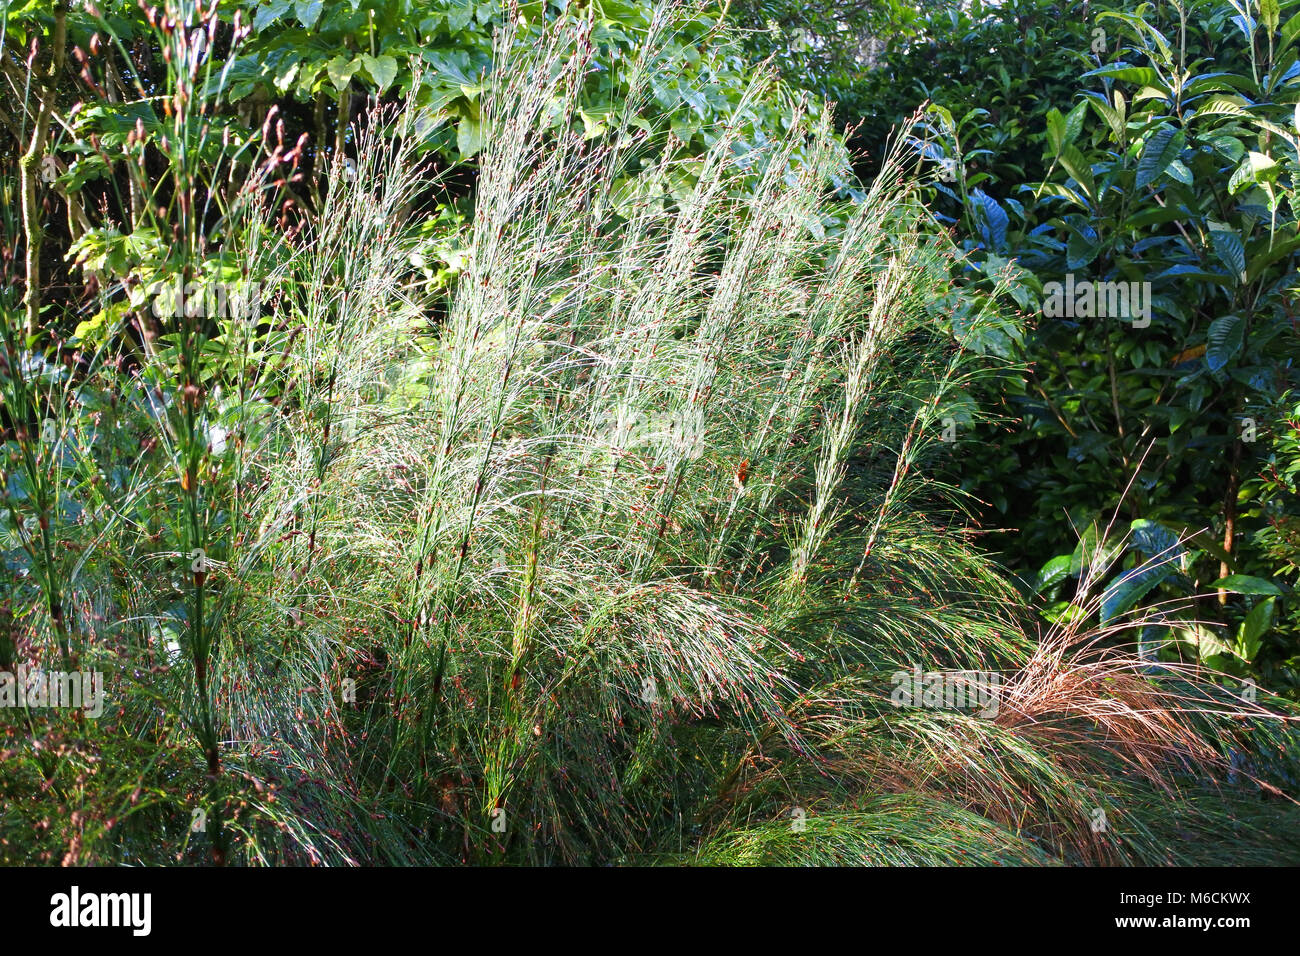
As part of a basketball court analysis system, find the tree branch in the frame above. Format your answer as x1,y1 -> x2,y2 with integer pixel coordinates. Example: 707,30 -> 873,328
19,1 -> 69,337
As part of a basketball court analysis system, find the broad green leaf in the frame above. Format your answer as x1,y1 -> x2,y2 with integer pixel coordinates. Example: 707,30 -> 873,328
1248,234 -> 1300,282
447,0 -> 474,32
970,189 -> 1008,249
1130,518 -> 1182,561
926,103 -> 955,130
295,0 -> 323,29
457,116 -> 482,158
1066,227 -> 1099,268
1083,92 -> 1125,143
1151,263 -> 1234,285
1210,574 -> 1284,596
1045,108 -> 1066,155
1209,229 -> 1247,281
1057,145 -> 1095,202
254,0 -> 292,31
1065,101 -> 1088,144
1166,159 -> 1193,184
1125,205 -> 1192,229
1284,11 -> 1300,53
1100,559 -> 1177,624
579,108 -> 608,139
1070,525 -> 1123,578
1176,621 -> 1235,661
1081,65 -> 1162,87
1136,125 -> 1185,189
1191,94 -> 1249,118
1183,73 -> 1248,97
1236,596 -> 1275,660
1250,116 -> 1298,142
1228,151 -> 1279,194
326,56 -> 360,93
1035,554 -> 1075,593
1206,314 -> 1245,371
360,54 -> 398,92
1138,624 -> 1171,661
273,61 -> 300,93
1035,182 -> 1088,206
1043,601 -> 1086,625
1261,0 -> 1280,35
1208,135 -> 1247,162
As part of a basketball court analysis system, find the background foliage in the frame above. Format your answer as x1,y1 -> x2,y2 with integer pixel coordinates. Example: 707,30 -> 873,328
833,0 -> 1300,696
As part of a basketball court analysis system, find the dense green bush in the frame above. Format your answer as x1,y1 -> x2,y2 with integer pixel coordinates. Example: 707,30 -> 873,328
851,0 -> 1300,697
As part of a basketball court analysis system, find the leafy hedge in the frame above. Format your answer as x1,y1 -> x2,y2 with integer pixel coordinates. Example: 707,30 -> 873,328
850,0 -> 1300,696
